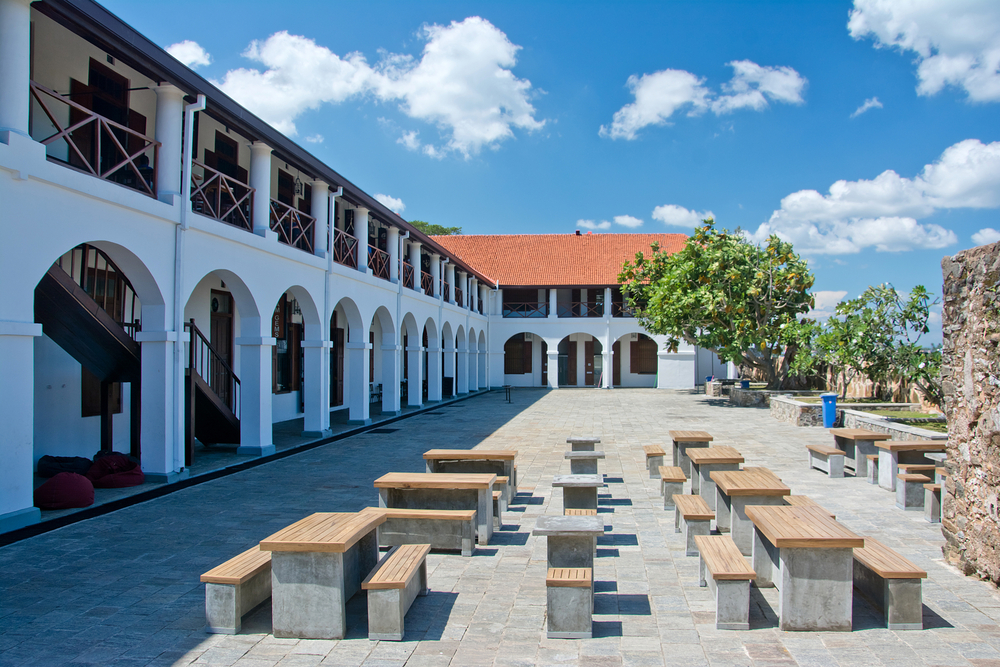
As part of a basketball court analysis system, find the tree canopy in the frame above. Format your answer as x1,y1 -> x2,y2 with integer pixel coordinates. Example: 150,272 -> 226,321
618,219 -> 814,388
410,220 -> 462,236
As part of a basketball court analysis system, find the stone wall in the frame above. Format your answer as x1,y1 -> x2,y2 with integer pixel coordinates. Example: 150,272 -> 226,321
769,396 -> 824,426
941,241 -> 1000,580
730,388 -> 823,407
841,409 -> 946,441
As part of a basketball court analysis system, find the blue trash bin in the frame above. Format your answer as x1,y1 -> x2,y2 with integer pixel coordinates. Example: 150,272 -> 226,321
740,379 -> 750,389
821,393 -> 838,428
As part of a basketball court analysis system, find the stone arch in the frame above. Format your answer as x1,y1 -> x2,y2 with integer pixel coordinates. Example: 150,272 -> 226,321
556,332 -> 605,388
333,296 -> 364,343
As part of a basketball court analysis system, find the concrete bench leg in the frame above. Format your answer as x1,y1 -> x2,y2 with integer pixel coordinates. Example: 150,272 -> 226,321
647,455 -> 664,479
708,577 -> 751,630
367,559 -> 429,641
662,481 -> 682,510
684,518 -> 710,557
563,487 -> 598,511
547,584 -> 592,639
854,560 -> 923,630
925,487 -> 941,524
867,459 -> 878,485
879,451 -> 899,491
896,480 -> 925,511
808,450 -> 844,478
205,567 -> 271,634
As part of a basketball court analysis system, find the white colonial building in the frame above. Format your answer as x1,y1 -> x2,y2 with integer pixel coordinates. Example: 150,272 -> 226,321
0,0 -> 717,533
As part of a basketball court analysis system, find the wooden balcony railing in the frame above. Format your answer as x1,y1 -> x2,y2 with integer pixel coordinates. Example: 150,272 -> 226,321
612,302 -> 638,318
332,228 -> 358,268
421,271 -> 434,296
403,261 -> 415,289
369,245 -> 391,280
455,287 -> 464,308
503,302 -> 548,318
30,81 -> 160,198
191,160 -> 253,231
558,301 -> 604,318
442,281 -> 451,302
55,243 -> 141,340
186,318 -> 240,417
269,199 -> 315,253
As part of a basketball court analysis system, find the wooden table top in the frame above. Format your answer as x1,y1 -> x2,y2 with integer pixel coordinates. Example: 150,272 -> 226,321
829,428 -> 892,441
260,511 -> 386,553
711,468 -> 790,496
669,430 -> 713,442
374,472 -> 496,490
423,449 -> 517,461
744,505 -> 864,549
874,440 -> 947,452
688,446 -> 744,465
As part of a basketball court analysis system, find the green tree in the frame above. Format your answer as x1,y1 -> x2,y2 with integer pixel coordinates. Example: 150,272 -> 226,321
618,219 -> 815,388
410,220 -> 462,236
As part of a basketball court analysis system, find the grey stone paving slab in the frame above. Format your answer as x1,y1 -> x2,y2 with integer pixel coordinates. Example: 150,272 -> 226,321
2,388 -> 999,666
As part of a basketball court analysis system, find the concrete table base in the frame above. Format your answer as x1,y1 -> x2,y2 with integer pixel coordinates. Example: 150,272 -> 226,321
553,475 -> 602,512
925,486 -> 941,523
896,478 -> 926,511
675,513 -> 711,557
694,462 -> 739,510
661,480 -> 683,510
835,437 -> 878,478
879,450 -> 931,491
532,515 -> 604,571
379,487 -> 493,545
565,451 -> 605,475
673,441 -> 710,478
730,495 -> 785,556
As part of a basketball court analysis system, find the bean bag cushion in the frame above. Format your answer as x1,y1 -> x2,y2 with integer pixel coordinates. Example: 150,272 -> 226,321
34,472 -> 94,510
86,453 -> 145,488
36,455 -> 93,478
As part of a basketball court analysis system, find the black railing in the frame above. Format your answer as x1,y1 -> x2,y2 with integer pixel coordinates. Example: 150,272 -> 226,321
186,319 -> 240,417
333,228 -> 358,268
558,301 -> 603,318
612,302 -> 638,318
369,245 -> 391,280
191,159 -> 253,231
503,302 -> 548,318
403,261 -> 415,289
421,271 -> 434,296
455,287 -> 464,308
55,243 -> 141,340
270,199 -> 315,253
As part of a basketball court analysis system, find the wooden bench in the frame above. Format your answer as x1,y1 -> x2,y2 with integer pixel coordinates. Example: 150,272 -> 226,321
673,494 -> 714,556
201,546 -> 272,634
853,538 -> 926,630
896,473 -> 932,511
783,495 -> 835,518
935,467 -> 947,483
694,535 -> 756,630
643,445 -> 666,479
866,454 -> 879,484
546,567 -> 593,639
924,483 -> 941,523
876,440 -> 946,491
659,466 -> 686,510
362,544 -> 431,640
494,476 -> 510,509
564,508 -> 598,516
493,490 -> 503,529
898,463 -> 936,477
372,508 -> 476,557
806,444 -> 846,478
830,428 -> 892,477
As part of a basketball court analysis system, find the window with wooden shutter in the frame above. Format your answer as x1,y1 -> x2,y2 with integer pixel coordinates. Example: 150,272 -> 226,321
504,333 -> 532,374
630,334 -> 658,374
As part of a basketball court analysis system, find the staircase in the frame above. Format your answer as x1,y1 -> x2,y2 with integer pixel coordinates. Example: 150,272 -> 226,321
185,319 -> 241,464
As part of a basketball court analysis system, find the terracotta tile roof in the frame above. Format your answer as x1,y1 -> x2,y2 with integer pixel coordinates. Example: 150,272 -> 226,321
431,233 -> 687,287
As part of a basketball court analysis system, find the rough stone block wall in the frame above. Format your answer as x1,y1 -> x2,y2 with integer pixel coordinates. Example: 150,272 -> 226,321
941,241 -> 1000,579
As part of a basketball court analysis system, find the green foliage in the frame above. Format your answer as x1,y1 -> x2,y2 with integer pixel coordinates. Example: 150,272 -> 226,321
618,219 -> 815,388
410,220 -> 462,236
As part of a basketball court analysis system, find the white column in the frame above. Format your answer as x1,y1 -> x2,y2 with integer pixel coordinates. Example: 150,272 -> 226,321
426,344 -> 442,402
548,288 -> 558,319
480,285 -> 489,316
495,288 -> 503,316
443,339 -> 456,396
406,344 -> 423,407
302,340 -> 331,436
152,84 -> 185,202
430,254 -> 441,297
0,321 -> 41,532
457,271 -> 467,307
311,180 -> 329,259
381,343 -> 401,415
0,0 -> 31,139
470,278 -> 479,312
604,287 -> 613,319
468,340 -> 478,391
409,242 -> 422,292
355,208 -> 370,273
479,350 -> 488,389
387,227 -> 400,283
446,264 -> 456,304
456,341 -> 469,394
346,341 -> 371,423
249,142 -> 273,238
236,337 -> 277,457
134,331 -> 178,481
602,347 -> 613,389
547,351 -> 560,389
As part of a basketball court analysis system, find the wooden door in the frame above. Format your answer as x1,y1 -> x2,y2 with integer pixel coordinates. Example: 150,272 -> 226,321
541,340 -> 548,386
210,290 -> 233,405
566,341 -> 577,386
584,340 -> 595,386
331,316 -> 344,407
613,340 -> 621,386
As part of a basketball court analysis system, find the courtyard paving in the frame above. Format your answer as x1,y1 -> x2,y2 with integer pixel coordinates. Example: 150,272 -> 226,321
2,388 -> 999,667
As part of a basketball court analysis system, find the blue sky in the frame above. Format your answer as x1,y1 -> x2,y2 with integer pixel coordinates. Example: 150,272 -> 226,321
104,0 -> 1000,340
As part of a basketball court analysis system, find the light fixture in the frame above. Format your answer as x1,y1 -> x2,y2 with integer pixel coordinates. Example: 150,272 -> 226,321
294,177 -> 304,197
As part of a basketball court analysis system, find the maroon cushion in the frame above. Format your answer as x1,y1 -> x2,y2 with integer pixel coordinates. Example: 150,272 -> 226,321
34,472 -> 94,510
87,453 -> 145,488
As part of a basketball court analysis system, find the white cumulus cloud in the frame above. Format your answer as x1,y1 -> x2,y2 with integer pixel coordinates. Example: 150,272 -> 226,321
215,18 -> 543,157
849,0 -> 1000,102
600,60 -> 806,140
972,227 -> 1000,244
810,290 -> 849,319
305,134 -> 324,144
614,215 -> 644,228
166,40 -> 212,69
651,204 -> 715,228
374,193 -> 405,214
747,139 -> 1000,254
578,219 -> 612,230
851,96 -> 883,118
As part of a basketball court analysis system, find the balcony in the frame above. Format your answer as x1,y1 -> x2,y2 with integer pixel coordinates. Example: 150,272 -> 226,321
369,245 -> 391,280
421,271 -> 434,296
503,302 -> 548,318
402,261 -> 415,289
269,199 -> 315,253
191,160 -> 253,231
455,287 -> 464,308
332,228 -> 358,268
29,81 -> 159,198
612,302 -> 638,318
558,301 -> 604,318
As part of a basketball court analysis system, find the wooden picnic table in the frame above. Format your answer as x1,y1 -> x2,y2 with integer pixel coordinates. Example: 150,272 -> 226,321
374,472 -> 496,545
875,440 -> 947,491
745,504 -> 863,631
829,428 -> 892,477
423,449 -> 518,490
669,430 -> 713,477
259,510 -> 386,639
687,446 -> 744,508
711,468 -> 790,555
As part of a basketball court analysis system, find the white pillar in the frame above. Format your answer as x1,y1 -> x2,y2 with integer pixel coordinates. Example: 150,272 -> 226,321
547,351 -> 560,389
407,344 -> 423,407
446,264 -> 456,304
443,339 -> 456,396
387,227 -> 400,283
602,348 -> 613,389
134,331 -> 178,481
249,142 -> 273,238
470,278 -> 479,312
604,287 -> 613,318
548,288 -> 558,319
0,321 -> 41,532
152,84 -> 185,202
479,285 -> 489,316
430,254 -> 441,297
426,344 -> 442,402
456,341 -> 469,394
381,344 -> 402,415
236,337 -> 276,457
0,0 -> 31,139
457,271 -> 467,307
409,242 -> 422,292
311,180 -> 329,259
495,288 -> 503,316
346,341 -> 371,423
302,339 -> 331,436
479,350 -> 488,389
355,208 -> 370,273
468,340 -> 478,391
